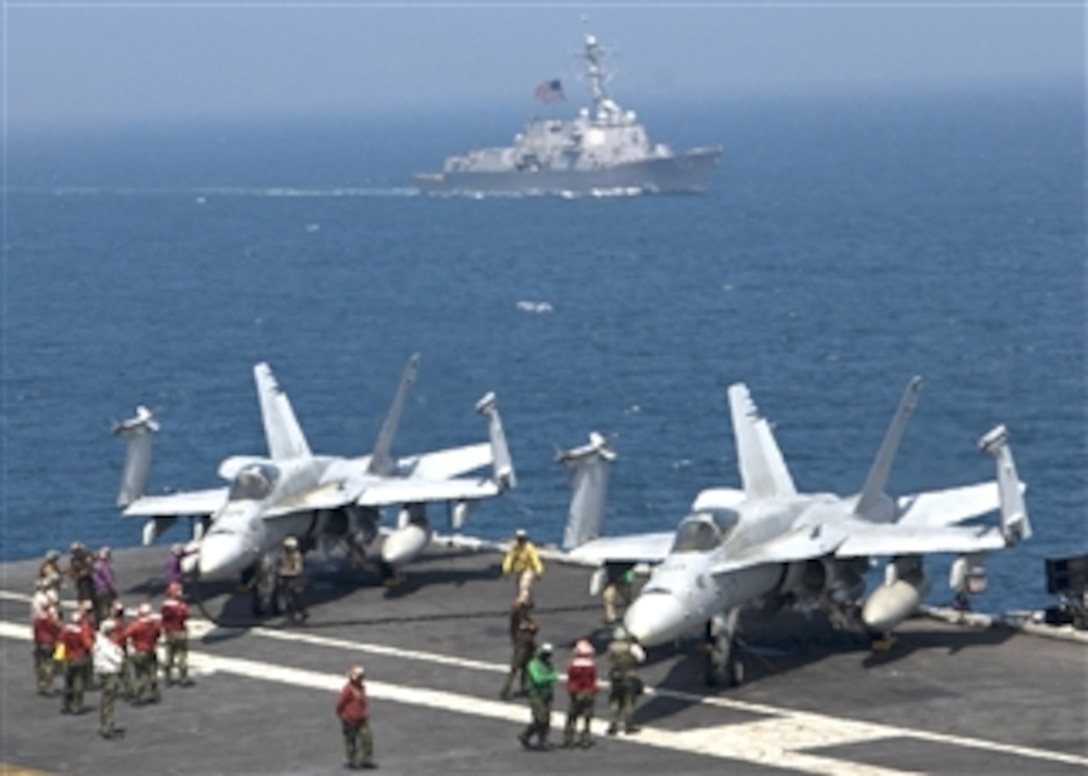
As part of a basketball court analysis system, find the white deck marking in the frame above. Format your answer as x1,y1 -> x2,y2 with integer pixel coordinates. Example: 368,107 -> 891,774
0,619 -> 911,776
4,589 -> 1086,771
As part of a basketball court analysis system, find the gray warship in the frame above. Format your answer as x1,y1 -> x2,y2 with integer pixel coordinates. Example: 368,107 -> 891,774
414,30 -> 722,196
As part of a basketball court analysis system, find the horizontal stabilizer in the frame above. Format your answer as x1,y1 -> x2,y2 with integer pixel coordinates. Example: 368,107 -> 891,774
394,442 -> 492,481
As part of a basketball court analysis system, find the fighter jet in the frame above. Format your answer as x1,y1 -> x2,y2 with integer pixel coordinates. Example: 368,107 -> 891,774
555,377 -> 1030,684
113,354 -> 515,611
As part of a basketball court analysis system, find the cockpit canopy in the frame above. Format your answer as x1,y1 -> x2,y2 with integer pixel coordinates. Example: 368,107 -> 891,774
670,510 -> 740,553
227,463 -> 279,501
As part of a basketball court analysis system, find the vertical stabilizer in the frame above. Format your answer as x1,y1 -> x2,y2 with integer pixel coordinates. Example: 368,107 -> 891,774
854,376 -> 922,520
979,425 -> 1032,544
113,406 -> 160,508
558,432 -> 616,550
727,384 -> 797,499
254,363 -> 312,460
367,354 -> 420,476
476,392 -> 516,491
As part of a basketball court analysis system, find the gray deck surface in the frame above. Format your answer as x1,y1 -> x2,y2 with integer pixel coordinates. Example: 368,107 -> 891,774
1,545 -> 1085,775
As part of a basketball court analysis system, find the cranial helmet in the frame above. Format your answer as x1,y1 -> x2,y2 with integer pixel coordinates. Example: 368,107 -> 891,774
349,665 -> 366,681
538,642 -> 553,657
45,549 -> 60,562
166,582 -> 182,597
137,602 -> 152,617
612,626 -> 628,641
284,536 -> 299,549
575,639 -> 595,657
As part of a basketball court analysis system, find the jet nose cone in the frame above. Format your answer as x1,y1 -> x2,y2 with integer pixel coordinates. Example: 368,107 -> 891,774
198,534 -> 249,579
624,591 -> 687,647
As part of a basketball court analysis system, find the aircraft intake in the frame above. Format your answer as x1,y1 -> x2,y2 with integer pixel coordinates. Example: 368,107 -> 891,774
381,523 -> 432,566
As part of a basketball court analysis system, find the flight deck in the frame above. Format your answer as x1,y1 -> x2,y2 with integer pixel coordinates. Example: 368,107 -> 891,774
1,545 -> 1085,775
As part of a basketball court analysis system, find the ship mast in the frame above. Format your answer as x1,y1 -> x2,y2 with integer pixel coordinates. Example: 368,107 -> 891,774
580,30 -> 621,123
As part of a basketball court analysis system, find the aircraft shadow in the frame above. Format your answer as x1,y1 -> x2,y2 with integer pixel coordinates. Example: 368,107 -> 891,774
626,609 -> 1017,727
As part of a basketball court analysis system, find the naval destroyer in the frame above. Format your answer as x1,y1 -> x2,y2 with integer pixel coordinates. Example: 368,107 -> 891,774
414,30 -> 722,196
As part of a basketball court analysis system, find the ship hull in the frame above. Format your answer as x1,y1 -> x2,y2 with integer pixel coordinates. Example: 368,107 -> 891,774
415,147 -> 721,196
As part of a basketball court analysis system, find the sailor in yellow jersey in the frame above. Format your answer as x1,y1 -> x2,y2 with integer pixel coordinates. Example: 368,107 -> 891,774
502,529 -> 544,599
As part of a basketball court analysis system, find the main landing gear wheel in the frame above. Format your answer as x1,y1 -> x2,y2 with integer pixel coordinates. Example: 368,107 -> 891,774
704,621 -> 744,687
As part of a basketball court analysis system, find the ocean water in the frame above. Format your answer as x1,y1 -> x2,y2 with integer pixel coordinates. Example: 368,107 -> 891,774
3,84 -> 1084,615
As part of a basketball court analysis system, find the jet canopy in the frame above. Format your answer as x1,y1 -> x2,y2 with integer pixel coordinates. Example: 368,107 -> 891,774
670,510 -> 740,553
227,463 -> 279,501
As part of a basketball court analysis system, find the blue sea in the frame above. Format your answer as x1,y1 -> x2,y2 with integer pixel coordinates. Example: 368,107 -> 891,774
3,83 -> 1084,615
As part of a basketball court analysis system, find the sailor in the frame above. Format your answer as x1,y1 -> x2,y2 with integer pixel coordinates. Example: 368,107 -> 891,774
30,579 -> 54,620
606,625 -> 645,735
276,536 -> 308,623
602,564 -> 636,625
502,529 -> 544,599
91,546 -> 118,625
499,592 -> 538,700
32,602 -> 62,696
67,542 -> 95,605
335,665 -> 376,770
38,549 -> 65,599
127,601 -> 163,704
59,609 -> 94,714
93,620 -> 125,739
160,582 -> 193,686
518,642 -> 559,750
107,600 -> 136,698
563,638 -> 599,748
164,544 -> 186,589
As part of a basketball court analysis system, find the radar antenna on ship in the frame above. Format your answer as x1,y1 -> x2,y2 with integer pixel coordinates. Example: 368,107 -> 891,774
577,19 -> 621,123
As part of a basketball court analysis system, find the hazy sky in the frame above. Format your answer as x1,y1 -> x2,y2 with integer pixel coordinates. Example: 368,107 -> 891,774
5,2 -> 1084,128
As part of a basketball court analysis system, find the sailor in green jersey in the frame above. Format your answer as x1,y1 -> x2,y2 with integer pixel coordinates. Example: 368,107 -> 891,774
517,642 -> 559,750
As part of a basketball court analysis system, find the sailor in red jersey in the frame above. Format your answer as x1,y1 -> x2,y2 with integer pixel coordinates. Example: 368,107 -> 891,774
335,665 -> 376,769
127,602 -> 163,704
32,603 -> 62,696
161,582 -> 193,687
59,609 -> 94,714
562,638 -> 600,748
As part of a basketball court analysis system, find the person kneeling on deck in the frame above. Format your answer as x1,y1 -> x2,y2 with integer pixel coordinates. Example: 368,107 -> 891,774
518,642 -> 559,750
502,529 -> 544,600
93,620 -> 125,739
336,665 -> 376,770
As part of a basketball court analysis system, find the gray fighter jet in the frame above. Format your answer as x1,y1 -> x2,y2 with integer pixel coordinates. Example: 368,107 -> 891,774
113,355 -> 515,611
555,377 -> 1030,684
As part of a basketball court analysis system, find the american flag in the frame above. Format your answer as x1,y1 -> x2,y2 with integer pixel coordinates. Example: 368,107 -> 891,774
534,79 -> 565,103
